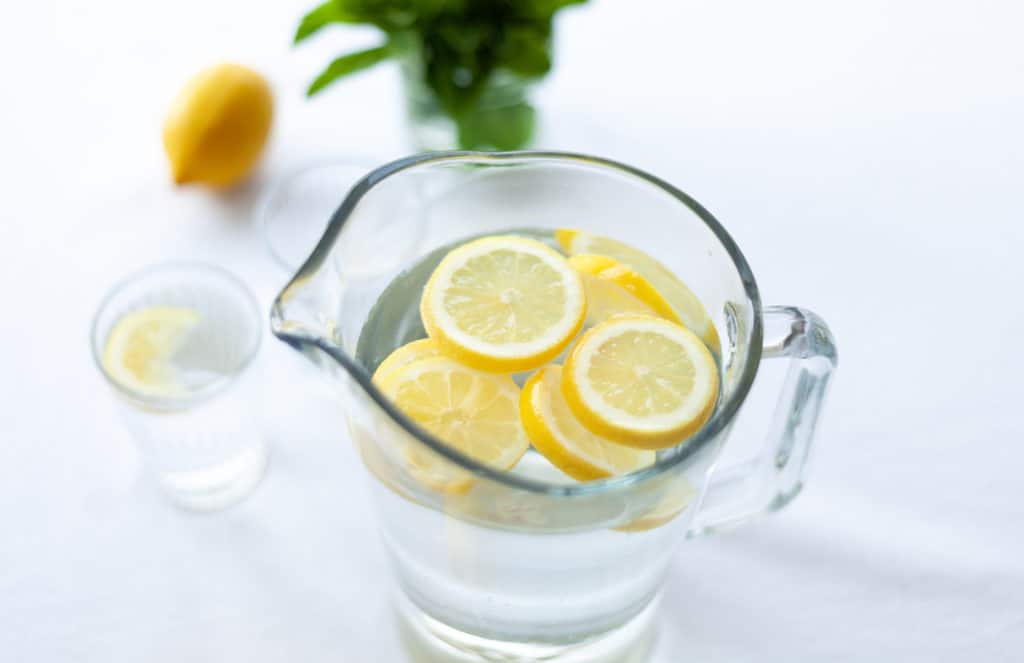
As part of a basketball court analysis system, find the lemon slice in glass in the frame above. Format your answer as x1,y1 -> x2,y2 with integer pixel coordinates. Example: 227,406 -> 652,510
421,236 -> 585,372
556,229 -> 720,353
568,254 -> 668,325
562,315 -> 719,449
614,478 -> 696,532
372,338 -> 442,387
521,365 -> 655,481
102,306 -> 201,397
380,356 -> 530,493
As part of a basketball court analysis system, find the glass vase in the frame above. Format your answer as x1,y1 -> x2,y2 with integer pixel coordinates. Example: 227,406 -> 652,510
398,42 -> 538,152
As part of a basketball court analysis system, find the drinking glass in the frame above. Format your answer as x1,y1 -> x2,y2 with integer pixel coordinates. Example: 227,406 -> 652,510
271,152 -> 837,660
259,159 -> 377,273
92,262 -> 268,511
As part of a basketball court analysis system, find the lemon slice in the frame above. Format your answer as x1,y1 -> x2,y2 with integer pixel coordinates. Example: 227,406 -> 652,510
102,306 -> 201,397
421,236 -> 585,372
521,365 -> 655,481
614,478 -> 696,532
372,338 -> 442,387
562,315 -> 719,449
568,254 -> 671,325
380,356 -> 530,493
556,229 -> 720,353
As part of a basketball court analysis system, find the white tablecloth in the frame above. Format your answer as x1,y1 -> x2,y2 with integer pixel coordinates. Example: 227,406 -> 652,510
3,1 -> 1022,660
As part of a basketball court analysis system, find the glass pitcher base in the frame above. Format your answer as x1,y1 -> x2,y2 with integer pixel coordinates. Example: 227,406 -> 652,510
395,591 -> 659,663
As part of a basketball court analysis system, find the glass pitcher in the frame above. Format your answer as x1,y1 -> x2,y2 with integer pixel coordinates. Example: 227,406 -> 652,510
271,152 -> 837,662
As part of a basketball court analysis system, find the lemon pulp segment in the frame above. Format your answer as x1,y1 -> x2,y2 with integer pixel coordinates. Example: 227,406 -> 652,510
562,315 -> 719,449
421,236 -> 585,372
380,356 -> 530,492
102,306 -> 201,397
557,229 -> 720,353
372,338 -> 442,387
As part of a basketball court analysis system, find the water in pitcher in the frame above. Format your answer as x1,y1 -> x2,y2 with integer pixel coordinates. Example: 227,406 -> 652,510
353,229 -> 714,647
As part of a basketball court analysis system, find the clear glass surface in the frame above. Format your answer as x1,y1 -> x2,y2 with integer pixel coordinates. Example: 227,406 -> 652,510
259,160 -> 378,273
271,152 -> 837,660
92,262 -> 268,511
398,35 -> 537,151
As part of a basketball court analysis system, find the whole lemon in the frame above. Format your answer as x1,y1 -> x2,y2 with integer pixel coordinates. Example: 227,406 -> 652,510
162,63 -> 273,187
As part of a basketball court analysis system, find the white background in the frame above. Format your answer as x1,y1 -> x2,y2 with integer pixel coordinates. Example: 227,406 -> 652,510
2,1 -> 1023,660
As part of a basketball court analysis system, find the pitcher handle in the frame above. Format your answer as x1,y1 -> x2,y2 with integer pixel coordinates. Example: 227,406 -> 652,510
688,306 -> 838,537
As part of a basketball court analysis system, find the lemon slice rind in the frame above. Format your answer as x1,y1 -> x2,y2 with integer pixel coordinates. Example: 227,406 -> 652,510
521,365 -> 655,481
568,254 -> 676,325
421,236 -> 585,373
614,478 -> 697,532
557,229 -> 721,353
380,356 -> 530,493
101,306 -> 201,398
562,315 -> 719,449
372,338 -> 442,387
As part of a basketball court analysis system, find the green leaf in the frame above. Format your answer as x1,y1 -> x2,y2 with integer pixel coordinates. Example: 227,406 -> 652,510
499,25 -> 551,76
422,26 -> 498,116
294,1 -> 367,44
306,45 -> 391,96
437,21 -> 493,55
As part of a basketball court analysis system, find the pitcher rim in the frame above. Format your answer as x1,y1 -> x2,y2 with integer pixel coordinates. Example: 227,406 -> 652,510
272,151 -> 764,496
